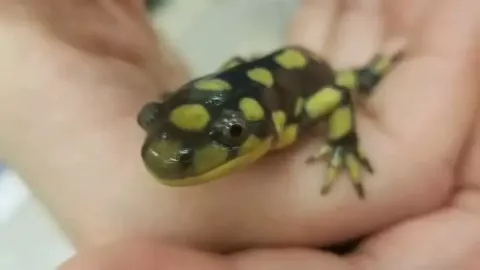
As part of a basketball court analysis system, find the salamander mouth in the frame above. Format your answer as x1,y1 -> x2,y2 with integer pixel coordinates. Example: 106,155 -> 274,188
142,137 -> 274,186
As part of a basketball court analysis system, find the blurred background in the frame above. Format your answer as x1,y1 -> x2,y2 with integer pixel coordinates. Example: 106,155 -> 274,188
0,0 -> 299,269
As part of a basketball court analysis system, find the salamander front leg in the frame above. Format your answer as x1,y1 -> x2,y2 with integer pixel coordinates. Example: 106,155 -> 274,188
307,104 -> 372,199
307,51 -> 403,198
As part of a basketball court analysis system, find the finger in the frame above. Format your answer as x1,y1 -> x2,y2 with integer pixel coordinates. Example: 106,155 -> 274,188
378,0 -> 436,65
351,209 -> 480,270
59,239 -> 231,270
287,0 -> 341,56
382,0 -> 435,40
351,0 -> 480,250
232,248 -> 352,270
326,0 -> 383,68
365,0 -> 479,161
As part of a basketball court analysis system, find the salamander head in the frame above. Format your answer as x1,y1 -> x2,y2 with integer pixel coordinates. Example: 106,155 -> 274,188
137,82 -> 274,186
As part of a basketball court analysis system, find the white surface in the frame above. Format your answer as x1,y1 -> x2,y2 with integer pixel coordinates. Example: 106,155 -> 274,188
0,0 -> 298,269
0,171 -> 29,223
0,192 -> 73,270
161,0 -> 299,75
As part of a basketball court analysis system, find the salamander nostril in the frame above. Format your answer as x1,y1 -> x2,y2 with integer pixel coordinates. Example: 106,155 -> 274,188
178,149 -> 194,164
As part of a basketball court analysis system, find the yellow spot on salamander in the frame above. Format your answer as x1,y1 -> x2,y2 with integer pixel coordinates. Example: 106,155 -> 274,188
169,104 -> 210,131
247,68 -> 274,87
194,78 -> 231,91
294,97 -> 304,117
220,58 -> 242,70
272,111 -> 286,134
335,70 -> 357,89
239,97 -> 265,121
156,137 -> 274,186
193,143 -> 229,175
273,124 -> 299,149
305,86 -> 342,119
191,137 -> 273,182
239,135 -> 262,156
328,106 -> 352,140
274,49 -> 307,69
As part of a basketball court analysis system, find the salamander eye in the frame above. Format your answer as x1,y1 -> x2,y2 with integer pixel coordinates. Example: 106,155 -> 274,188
137,102 -> 163,131
224,122 -> 245,140
211,111 -> 248,146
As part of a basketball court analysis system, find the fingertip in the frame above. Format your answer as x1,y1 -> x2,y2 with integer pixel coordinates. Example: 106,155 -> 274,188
381,0 -> 434,40
326,0 -> 383,68
286,0 -> 340,56
372,0 -> 479,136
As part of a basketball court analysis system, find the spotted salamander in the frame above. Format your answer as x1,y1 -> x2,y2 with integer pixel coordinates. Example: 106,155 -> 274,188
137,46 -> 402,199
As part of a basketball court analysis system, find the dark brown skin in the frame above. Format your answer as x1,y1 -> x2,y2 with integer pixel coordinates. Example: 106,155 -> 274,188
1,0 -> 480,269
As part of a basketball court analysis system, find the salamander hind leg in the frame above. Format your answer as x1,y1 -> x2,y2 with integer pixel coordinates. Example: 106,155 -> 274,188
354,51 -> 404,97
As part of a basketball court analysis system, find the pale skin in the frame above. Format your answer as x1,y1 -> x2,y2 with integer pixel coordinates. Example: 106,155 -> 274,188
0,0 -> 480,269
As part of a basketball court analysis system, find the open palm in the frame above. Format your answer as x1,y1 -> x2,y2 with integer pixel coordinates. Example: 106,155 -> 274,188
0,0 -> 478,269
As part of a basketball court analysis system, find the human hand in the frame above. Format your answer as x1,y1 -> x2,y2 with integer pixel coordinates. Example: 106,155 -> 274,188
59,0 -> 480,269
1,0 -> 479,269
